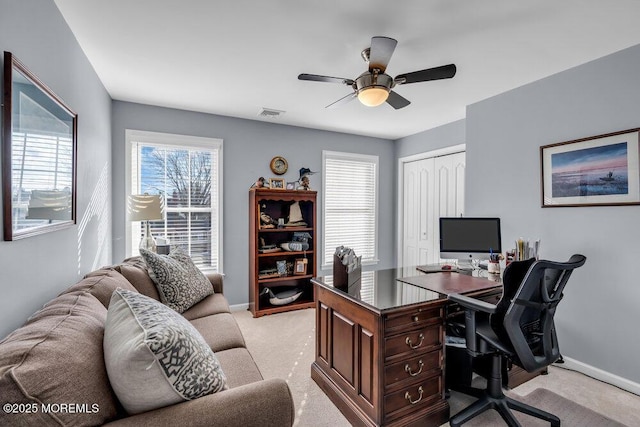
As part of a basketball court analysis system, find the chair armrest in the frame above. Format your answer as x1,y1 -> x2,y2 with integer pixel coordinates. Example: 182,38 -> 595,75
103,378 -> 294,427
448,293 -> 498,356
205,272 -> 224,294
448,293 -> 497,314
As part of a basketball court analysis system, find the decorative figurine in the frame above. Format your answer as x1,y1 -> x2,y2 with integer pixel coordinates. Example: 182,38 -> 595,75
297,175 -> 310,190
297,167 -> 317,190
251,176 -> 268,188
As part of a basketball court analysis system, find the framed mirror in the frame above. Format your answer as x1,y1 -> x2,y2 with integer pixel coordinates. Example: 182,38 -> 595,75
2,51 -> 77,240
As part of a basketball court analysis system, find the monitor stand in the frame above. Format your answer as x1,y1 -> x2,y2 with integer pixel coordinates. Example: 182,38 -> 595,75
456,260 -> 476,271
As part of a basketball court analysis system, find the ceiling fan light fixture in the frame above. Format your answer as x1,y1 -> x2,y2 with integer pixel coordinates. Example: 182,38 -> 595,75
357,87 -> 389,107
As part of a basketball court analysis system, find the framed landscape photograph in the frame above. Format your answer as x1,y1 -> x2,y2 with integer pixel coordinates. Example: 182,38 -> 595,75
540,128 -> 640,207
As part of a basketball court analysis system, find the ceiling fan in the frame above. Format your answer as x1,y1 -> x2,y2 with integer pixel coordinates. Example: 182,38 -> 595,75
298,36 -> 456,110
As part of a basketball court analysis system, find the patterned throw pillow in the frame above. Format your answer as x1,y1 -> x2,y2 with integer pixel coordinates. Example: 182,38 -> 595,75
140,248 -> 213,313
104,288 -> 228,414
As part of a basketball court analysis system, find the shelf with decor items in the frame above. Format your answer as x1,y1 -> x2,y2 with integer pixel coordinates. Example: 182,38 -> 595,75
249,188 -> 317,317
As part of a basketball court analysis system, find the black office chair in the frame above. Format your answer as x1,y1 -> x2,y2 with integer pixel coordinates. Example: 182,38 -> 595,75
448,254 -> 586,427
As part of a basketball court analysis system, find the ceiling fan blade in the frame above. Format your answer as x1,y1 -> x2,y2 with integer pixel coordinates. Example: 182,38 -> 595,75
298,73 -> 354,85
326,92 -> 357,109
395,64 -> 457,84
386,90 -> 411,109
368,36 -> 397,73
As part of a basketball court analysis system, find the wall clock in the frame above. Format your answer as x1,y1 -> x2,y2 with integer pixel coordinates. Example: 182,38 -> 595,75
270,156 -> 288,175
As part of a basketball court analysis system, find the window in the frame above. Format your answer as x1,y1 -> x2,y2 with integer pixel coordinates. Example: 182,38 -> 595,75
322,151 -> 378,268
126,130 -> 223,271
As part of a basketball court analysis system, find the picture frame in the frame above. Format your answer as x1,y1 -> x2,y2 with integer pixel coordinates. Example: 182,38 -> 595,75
294,258 -> 308,275
540,128 -> 640,207
2,52 -> 78,240
276,260 -> 288,277
269,178 -> 285,189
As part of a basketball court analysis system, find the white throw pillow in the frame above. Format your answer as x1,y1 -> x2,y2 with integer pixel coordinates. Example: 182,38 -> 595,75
140,248 -> 213,313
104,288 -> 227,414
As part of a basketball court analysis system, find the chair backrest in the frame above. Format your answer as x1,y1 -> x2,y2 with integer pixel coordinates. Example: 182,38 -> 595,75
502,254 -> 586,372
490,257 -> 536,335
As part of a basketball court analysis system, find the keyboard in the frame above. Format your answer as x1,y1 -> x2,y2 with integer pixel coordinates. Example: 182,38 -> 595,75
417,264 -> 456,273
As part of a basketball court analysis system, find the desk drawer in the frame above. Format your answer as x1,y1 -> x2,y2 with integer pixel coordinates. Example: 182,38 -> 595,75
384,374 -> 441,418
385,307 -> 442,332
385,325 -> 442,359
384,351 -> 441,389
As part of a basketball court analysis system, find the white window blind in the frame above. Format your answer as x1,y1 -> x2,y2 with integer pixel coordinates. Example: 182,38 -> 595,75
323,151 -> 378,268
127,130 -> 223,271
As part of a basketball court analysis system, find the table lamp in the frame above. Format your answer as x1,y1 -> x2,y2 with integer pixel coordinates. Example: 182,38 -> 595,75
128,194 -> 164,252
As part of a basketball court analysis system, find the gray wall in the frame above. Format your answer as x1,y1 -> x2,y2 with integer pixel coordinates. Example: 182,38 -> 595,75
0,0 -> 113,339
395,48 -> 640,384
111,101 -> 396,307
395,119 -> 466,159
465,45 -> 640,383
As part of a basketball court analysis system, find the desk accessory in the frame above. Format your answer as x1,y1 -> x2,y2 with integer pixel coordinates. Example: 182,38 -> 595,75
333,246 -> 361,292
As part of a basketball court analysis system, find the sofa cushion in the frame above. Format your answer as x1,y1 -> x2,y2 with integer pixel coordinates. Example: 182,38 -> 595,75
64,268 -> 137,308
189,313 -> 246,352
140,248 -> 213,313
0,291 -> 120,426
104,289 -> 227,415
113,256 -> 161,301
182,293 -> 231,320
214,347 -> 264,388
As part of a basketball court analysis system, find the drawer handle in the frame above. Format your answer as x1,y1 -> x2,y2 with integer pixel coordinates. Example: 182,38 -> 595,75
405,333 -> 425,349
405,386 -> 424,405
404,359 -> 424,377
412,315 -> 419,322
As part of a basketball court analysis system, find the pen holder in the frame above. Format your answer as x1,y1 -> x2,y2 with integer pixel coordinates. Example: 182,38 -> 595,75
333,254 -> 361,292
487,261 -> 500,274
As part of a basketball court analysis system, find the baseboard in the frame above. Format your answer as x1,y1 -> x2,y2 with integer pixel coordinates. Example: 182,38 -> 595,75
560,356 -> 640,396
229,302 -> 249,312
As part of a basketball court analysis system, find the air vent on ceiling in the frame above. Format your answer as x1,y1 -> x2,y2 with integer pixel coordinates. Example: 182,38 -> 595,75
258,108 -> 285,119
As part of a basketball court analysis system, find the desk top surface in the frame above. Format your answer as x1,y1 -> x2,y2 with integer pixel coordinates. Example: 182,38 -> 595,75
398,272 -> 501,296
312,267 -> 501,313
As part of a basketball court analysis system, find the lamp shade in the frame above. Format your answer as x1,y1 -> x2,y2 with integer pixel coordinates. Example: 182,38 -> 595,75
128,194 -> 164,221
26,189 -> 72,220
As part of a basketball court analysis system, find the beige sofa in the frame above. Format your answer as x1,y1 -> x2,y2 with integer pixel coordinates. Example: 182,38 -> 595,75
0,257 -> 294,426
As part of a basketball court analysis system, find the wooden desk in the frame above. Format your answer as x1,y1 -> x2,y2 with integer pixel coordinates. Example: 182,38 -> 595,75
311,269 -> 501,427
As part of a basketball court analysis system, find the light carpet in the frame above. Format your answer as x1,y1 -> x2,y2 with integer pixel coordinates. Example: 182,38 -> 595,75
233,308 -> 628,427
451,388 -> 627,427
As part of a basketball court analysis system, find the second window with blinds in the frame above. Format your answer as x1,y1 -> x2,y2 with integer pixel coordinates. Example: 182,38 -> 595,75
322,150 -> 379,269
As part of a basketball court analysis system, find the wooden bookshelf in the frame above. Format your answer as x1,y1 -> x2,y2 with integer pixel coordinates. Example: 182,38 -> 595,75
249,188 -> 317,317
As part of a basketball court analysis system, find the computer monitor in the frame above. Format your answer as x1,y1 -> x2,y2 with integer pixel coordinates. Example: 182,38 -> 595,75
439,217 -> 502,267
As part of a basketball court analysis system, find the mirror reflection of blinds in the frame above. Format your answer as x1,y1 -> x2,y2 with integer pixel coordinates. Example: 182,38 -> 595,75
324,153 -> 378,267
130,138 -> 221,271
11,131 -> 73,228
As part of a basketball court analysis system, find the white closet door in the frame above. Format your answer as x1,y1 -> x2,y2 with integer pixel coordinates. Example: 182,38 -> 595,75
402,158 -> 434,267
435,152 -> 465,218
402,151 -> 465,266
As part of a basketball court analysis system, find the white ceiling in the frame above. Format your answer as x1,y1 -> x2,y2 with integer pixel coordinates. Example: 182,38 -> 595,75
54,0 -> 640,140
